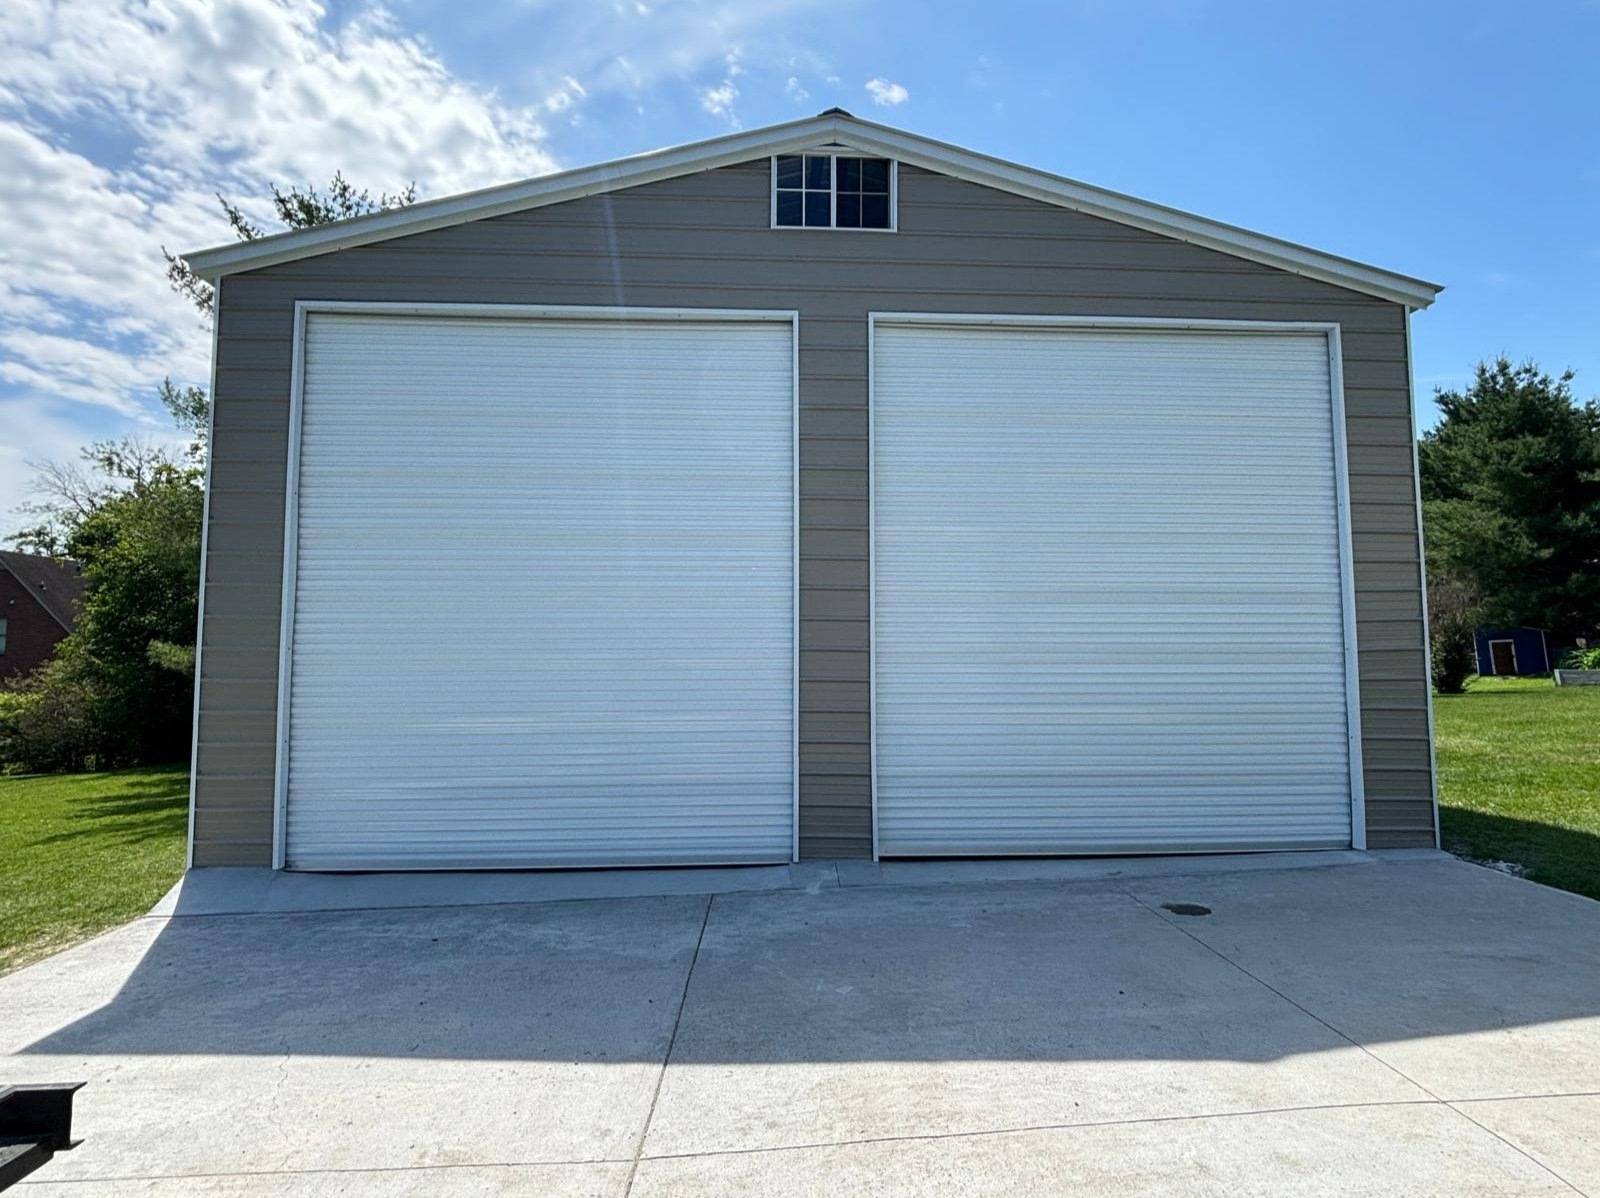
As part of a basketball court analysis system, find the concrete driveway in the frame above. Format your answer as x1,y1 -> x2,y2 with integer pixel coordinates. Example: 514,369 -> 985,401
3,852 -> 1597,1195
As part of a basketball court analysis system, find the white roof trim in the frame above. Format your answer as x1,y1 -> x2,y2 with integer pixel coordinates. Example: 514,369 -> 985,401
183,113 -> 1442,309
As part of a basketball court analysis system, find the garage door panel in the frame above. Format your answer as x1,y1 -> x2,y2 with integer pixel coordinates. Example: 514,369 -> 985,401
872,323 -> 1355,857
283,313 -> 795,870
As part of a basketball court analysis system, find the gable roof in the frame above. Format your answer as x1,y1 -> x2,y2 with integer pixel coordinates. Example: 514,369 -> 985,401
0,550 -> 85,631
183,111 -> 1442,310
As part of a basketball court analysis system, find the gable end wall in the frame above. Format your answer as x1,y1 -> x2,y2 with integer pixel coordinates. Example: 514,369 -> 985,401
192,161 -> 1436,866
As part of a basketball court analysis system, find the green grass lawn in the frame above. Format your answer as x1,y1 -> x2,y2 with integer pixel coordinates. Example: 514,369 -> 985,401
0,765 -> 189,974
1436,675 -> 1600,900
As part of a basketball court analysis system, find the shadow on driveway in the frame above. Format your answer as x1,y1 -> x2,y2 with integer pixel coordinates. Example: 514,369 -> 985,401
14,854 -> 1600,1070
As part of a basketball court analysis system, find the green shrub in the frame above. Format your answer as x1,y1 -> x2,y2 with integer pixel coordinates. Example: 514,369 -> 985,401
0,653 -> 108,774
1560,645 -> 1600,670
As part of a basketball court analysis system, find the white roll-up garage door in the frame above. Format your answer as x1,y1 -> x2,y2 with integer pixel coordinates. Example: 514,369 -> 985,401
872,320 -> 1359,856
279,310 -> 796,870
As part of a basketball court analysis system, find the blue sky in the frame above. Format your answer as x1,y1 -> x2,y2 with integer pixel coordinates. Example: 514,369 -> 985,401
3,0 -> 1597,527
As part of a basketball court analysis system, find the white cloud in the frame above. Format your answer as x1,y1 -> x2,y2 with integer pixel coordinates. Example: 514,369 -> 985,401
544,75 -> 587,115
865,77 -> 909,107
785,76 -> 809,103
0,0 -> 570,530
697,48 -> 746,127
699,80 -> 739,124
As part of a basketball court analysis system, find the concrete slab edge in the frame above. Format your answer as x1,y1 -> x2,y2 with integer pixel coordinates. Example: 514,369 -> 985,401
159,849 -> 1454,919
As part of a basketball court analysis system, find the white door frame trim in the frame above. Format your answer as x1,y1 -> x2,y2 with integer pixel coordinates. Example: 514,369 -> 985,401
272,301 -> 802,871
1487,638 -> 1518,675
865,312 -> 1368,859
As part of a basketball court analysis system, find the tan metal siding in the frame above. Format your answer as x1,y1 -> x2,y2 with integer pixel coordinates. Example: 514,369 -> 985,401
194,163 -> 1434,866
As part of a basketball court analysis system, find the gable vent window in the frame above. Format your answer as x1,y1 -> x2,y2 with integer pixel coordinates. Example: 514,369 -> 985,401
773,155 -> 895,230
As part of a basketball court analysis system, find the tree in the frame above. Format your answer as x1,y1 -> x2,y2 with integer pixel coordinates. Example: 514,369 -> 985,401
11,385 -> 206,556
4,174 -> 416,771
165,172 -> 415,318
1427,572 -> 1481,694
1419,358 -> 1600,646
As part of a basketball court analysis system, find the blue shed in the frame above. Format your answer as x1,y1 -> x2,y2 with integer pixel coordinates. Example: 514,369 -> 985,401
1475,627 -> 1551,676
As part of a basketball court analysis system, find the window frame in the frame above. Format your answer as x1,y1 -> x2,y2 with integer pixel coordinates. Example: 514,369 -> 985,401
770,153 -> 898,232
0,616 -> 7,656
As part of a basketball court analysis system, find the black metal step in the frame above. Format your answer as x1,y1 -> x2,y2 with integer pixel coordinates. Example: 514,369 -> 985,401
0,1084 -> 84,1191
0,1138 -> 53,1191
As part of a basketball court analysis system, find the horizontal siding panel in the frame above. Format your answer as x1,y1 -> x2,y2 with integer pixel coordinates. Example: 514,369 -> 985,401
804,743 -> 871,771
208,521 -> 288,555
800,408 -> 868,437
1350,502 -> 1423,534
799,499 -> 867,529
206,550 -> 284,586
1354,589 -> 1425,621
1363,739 -> 1433,771
1359,707 -> 1430,740
800,682 -> 870,712
799,468 -> 867,499
1342,388 -> 1412,419
800,559 -> 868,589
1356,559 -> 1427,591
801,437 -> 869,468
198,741 -> 276,778
801,712 -> 871,741
190,775 -> 273,806
800,618 -> 869,651
1358,617 -> 1429,652
1340,360 -> 1410,391
201,581 -> 285,619
799,751 -> 870,777
1367,828 -> 1437,850
800,812 -> 874,859
797,773 -> 872,796
191,831 -> 275,857
224,275 -> 1407,320
199,615 -> 280,653
800,590 -> 868,620
1359,648 -> 1428,680
802,529 -> 868,560
199,679 -> 280,713
254,253 -> 1407,304
1353,531 -> 1425,562
800,379 -> 866,406
1347,416 -> 1414,446
198,711 -> 277,746
1364,770 -> 1435,799
211,433 -> 289,465
213,399 -> 291,432
800,650 -> 869,682
1347,474 -> 1419,506
1349,445 -> 1419,477
199,646 -> 279,682
206,491 -> 287,525
206,457 -> 296,492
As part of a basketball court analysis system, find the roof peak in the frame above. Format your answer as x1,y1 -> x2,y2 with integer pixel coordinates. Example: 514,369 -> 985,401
182,112 -> 1440,309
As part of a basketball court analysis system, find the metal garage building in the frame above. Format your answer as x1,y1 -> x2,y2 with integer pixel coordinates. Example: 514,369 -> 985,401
181,110 -> 1442,872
